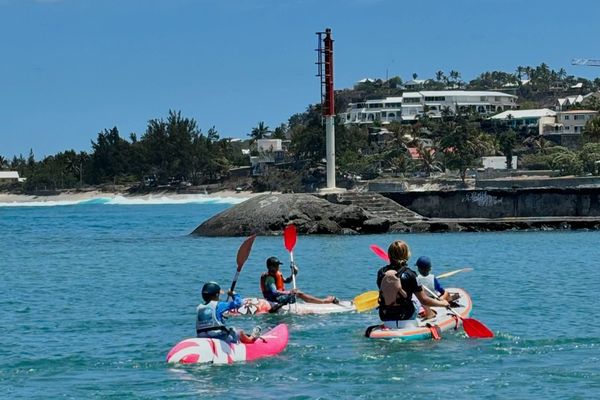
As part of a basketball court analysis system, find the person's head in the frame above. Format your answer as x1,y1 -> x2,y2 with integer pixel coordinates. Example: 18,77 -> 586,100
266,256 -> 283,273
388,240 -> 411,268
416,256 -> 432,276
201,281 -> 222,303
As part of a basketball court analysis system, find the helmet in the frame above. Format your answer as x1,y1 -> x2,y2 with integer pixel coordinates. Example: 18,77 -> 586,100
266,256 -> 283,268
416,256 -> 432,270
201,281 -> 221,302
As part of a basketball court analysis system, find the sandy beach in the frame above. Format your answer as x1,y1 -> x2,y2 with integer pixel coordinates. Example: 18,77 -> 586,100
0,189 -> 265,205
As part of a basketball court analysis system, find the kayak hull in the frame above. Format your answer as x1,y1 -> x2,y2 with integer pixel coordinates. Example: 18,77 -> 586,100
366,288 -> 472,341
166,323 -> 289,364
227,297 -> 355,315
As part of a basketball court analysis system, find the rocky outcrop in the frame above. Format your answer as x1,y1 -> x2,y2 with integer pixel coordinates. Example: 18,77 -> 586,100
192,192 -> 600,236
192,193 -> 420,236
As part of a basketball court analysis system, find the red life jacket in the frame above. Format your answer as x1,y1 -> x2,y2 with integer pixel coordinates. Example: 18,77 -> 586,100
260,271 -> 285,297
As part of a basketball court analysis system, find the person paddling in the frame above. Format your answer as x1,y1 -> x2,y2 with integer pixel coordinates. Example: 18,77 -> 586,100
260,256 -> 338,306
196,281 -> 260,344
376,240 -> 449,326
415,256 -> 460,303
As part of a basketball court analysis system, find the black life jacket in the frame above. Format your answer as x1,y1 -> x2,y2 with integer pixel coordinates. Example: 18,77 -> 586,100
377,266 -> 416,321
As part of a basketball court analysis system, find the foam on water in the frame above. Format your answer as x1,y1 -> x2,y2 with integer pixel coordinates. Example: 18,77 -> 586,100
0,194 -> 249,207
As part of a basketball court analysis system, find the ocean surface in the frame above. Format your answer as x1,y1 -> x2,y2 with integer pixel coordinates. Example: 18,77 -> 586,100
2,196 -> 600,399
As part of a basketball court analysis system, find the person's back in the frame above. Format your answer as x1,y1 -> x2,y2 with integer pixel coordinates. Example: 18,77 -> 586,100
196,281 -> 243,342
379,265 -> 420,322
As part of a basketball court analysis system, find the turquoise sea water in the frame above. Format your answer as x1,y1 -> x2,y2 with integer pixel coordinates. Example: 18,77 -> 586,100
2,198 -> 600,399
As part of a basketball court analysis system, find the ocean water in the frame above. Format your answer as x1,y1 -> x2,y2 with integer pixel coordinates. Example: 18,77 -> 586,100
1,196 -> 600,399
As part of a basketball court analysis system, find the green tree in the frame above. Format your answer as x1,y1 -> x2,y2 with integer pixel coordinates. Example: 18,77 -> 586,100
579,143 -> 600,175
550,151 -> 583,176
497,129 -> 517,169
249,121 -> 270,143
90,127 -> 132,184
439,119 -> 492,182
583,117 -> 600,144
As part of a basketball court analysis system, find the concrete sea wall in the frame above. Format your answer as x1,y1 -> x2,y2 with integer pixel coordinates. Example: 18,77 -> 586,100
383,187 -> 600,219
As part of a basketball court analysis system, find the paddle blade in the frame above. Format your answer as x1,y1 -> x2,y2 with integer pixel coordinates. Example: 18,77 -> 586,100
353,290 -> 379,312
283,224 -> 297,253
438,268 -> 474,279
236,234 -> 256,271
462,318 -> 494,338
370,244 -> 389,263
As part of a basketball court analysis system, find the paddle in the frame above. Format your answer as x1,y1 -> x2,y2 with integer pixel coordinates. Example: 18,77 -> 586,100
353,290 -> 379,313
369,244 -> 389,263
438,268 -> 474,279
283,224 -> 298,291
422,285 -> 494,339
228,234 -> 257,299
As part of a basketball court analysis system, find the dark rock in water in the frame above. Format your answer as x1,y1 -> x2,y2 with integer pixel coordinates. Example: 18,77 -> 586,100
192,193 -> 347,236
362,217 -> 390,233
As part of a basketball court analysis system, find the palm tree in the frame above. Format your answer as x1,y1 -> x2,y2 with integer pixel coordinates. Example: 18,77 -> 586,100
435,70 -> 445,82
0,155 -> 8,170
249,121 -> 270,143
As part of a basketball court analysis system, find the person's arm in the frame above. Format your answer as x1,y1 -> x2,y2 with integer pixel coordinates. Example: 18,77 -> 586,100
215,293 -> 243,322
284,265 -> 299,283
267,280 -> 288,297
433,277 -> 445,295
416,290 -> 449,307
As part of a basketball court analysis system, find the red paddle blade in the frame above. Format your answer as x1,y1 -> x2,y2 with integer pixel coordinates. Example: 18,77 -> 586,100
283,224 -> 297,252
462,318 -> 494,338
236,234 -> 256,271
370,244 -> 390,263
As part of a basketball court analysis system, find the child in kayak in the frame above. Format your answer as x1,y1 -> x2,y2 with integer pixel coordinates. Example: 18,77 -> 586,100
376,240 -> 449,325
260,256 -> 338,306
196,281 -> 261,344
415,256 -> 460,303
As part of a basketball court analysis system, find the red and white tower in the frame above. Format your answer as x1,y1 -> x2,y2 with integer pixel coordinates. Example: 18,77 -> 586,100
316,28 -> 339,191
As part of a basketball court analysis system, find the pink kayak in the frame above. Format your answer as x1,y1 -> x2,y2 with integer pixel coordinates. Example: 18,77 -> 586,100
166,324 -> 289,365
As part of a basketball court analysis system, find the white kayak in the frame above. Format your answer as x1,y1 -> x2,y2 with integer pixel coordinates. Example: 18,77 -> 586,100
227,297 -> 355,316
365,288 -> 472,341
166,324 -> 289,364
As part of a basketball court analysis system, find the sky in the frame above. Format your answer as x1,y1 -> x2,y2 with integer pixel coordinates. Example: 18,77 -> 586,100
1,0 -> 599,159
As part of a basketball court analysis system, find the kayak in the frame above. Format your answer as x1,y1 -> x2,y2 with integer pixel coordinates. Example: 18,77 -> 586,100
166,324 -> 289,364
365,288 -> 472,341
227,297 -> 355,316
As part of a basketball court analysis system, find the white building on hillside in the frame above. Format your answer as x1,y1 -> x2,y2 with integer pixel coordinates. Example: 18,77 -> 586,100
340,90 -> 517,126
556,110 -> 599,134
490,109 -> 557,135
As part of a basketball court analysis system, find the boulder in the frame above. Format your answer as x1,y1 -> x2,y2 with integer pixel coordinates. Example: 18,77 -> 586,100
192,193 -> 346,236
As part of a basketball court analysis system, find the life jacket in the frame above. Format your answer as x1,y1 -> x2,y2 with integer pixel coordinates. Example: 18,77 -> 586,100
417,273 -> 436,297
378,266 -> 416,321
196,301 -> 230,339
260,271 -> 285,299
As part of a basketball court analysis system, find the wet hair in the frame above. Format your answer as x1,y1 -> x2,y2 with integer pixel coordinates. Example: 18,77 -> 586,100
388,240 -> 411,268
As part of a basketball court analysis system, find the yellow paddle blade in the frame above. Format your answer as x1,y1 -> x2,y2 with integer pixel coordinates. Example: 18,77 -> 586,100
353,290 -> 379,312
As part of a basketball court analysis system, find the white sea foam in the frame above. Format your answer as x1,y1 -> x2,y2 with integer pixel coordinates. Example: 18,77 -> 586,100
0,194 -> 249,207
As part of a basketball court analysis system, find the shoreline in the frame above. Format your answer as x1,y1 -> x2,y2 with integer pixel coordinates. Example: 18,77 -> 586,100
0,189 -> 265,205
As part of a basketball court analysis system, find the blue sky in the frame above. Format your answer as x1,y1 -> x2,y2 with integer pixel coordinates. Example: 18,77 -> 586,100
1,0 -> 599,158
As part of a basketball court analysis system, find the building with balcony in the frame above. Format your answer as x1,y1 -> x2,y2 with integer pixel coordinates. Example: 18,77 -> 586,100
556,110 -> 598,134
340,90 -> 518,126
